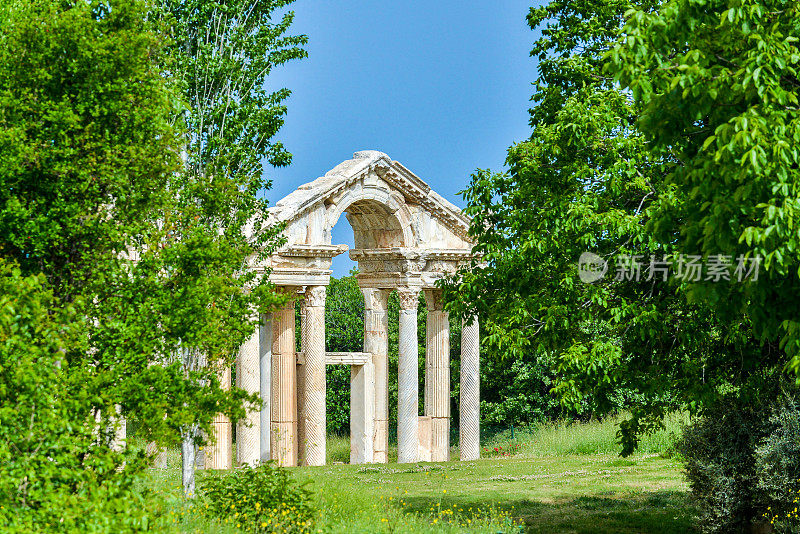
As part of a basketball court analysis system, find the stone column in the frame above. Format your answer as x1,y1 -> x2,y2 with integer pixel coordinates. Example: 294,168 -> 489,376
301,286 -> 327,466
362,288 -> 389,463
271,291 -> 297,466
350,360 -> 375,463
397,287 -> 420,464
146,442 -> 168,468
207,365 -> 233,469
460,316 -> 480,461
236,319 -> 260,466
296,303 -> 306,464
259,313 -> 272,463
424,289 -> 450,462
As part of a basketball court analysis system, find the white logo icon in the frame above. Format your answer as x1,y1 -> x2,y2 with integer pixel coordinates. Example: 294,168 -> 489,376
578,252 -> 607,283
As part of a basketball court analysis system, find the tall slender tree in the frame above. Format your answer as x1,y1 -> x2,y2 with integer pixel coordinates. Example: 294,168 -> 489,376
150,0 -> 307,494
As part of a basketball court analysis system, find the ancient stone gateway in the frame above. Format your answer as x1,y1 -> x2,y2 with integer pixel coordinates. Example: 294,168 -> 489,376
208,150 -> 480,467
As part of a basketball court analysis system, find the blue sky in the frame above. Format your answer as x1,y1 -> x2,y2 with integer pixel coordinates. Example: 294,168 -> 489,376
264,1 -> 543,276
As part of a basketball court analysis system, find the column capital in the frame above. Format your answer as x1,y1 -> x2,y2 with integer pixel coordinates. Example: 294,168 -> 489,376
304,285 -> 327,308
423,288 -> 445,312
361,287 -> 389,313
275,286 -> 301,309
396,287 -> 421,310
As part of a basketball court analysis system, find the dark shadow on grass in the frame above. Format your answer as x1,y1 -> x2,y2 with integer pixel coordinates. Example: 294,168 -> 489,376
398,490 -> 698,534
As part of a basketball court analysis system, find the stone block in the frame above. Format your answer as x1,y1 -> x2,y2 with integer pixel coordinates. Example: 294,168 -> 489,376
350,361 -> 375,464
418,416 -> 432,463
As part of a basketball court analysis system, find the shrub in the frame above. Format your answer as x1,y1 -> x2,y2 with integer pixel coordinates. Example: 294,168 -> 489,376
0,261 -> 160,532
200,462 -> 316,533
678,400 -> 767,533
678,379 -> 799,534
756,395 -> 800,533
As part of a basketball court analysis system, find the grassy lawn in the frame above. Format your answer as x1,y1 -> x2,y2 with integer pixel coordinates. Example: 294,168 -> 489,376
294,452 -> 695,533
145,416 -> 698,533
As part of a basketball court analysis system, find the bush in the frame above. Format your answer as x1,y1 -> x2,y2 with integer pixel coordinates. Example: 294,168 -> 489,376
679,400 -> 767,533
678,380 -> 800,534
756,395 -> 800,533
200,462 -> 316,533
0,261 -> 159,532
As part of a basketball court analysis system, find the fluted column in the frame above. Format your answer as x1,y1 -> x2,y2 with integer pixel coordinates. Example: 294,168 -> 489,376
271,290 -> 297,466
146,441 -> 168,468
424,289 -> 450,462
297,302 -> 307,464
460,316 -> 480,461
259,313 -> 272,463
236,318 -> 260,466
207,365 -> 233,469
301,286 -> 327,466
362,288 -> 389,463
397,287 -> 420,464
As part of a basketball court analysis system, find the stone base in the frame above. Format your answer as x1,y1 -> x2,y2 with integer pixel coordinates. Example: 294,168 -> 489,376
418,416 -> 432,462
350,361 -> 375,464
373,422 -> 388,463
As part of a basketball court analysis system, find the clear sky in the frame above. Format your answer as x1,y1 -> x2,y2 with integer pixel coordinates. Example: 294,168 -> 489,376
264,1 -> 543,276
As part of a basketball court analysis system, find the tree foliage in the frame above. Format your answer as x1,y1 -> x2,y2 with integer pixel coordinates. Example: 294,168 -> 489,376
443,0 -> 786,454
0,262 -> 158,532
0,0 -> 306,519
611,0 -> 800,373
0,1 -> 179,527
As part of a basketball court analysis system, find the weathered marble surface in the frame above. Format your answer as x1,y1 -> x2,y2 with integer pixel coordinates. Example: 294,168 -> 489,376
257,150 -> 474,291
271,294 -> 297,466
425,289 -> 450,462
460,316 -> 480,461
207,366 -> 232,469
397,287 -> 420,464
235,151 -> 480,468
301,286 -> 327,466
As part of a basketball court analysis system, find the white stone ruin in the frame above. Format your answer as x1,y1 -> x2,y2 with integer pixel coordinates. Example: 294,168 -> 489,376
205,150 -> 480,467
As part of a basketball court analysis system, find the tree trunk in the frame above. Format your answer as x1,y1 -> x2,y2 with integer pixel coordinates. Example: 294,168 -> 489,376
181,426 -> 197,497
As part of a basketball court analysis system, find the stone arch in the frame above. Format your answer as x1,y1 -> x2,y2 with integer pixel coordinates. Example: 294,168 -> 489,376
221,151 -> 481,470
325,186 -> 414,249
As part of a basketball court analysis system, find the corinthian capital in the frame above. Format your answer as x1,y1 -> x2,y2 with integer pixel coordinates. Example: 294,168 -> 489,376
423,289 -> 445,312
396,287 -> 420,310
304,286 -> 327,307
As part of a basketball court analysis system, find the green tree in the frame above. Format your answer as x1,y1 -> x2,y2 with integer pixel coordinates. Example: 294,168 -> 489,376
0,262 -> 160,531
443,0 -> 771,453
0,0 -> 306,516
149,0 -> 307,493
0,0 -> 183,529
610,0 -> 800,375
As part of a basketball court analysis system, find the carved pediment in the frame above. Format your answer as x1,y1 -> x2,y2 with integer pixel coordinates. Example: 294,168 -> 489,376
263,150 -> 477,288
268,151 -> 472,247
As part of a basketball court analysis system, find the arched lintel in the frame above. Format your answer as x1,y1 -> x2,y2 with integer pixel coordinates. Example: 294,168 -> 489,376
325,184 -> 414,247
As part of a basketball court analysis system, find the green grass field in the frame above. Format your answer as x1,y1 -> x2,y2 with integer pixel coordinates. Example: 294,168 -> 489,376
145,415 -> 698,533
